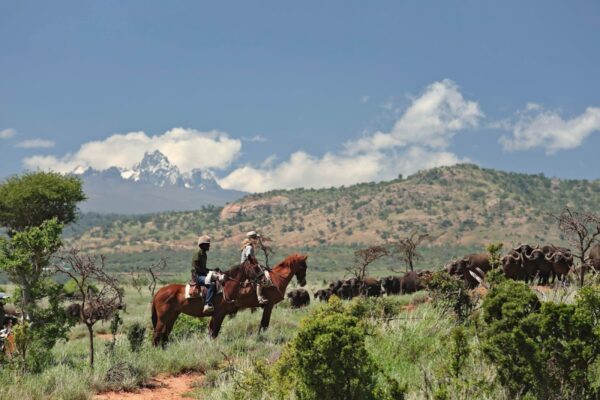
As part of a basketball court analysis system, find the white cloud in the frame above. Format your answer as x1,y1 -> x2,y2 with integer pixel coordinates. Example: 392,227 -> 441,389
219,147 -> 468,192
346,79 -> 483,154
242,135 -> 267,142
499,105 -> 600,153
220,79 -> 479,192
220,151 -> 385,192
0,128 -> 16,139
23,127 -> 242,173
16,139 -> 55,149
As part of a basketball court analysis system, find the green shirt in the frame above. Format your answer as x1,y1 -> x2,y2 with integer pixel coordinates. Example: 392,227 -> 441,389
191,248 -> 208,278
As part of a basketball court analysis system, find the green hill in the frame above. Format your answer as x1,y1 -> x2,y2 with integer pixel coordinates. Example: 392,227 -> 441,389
64,164 -> 600,256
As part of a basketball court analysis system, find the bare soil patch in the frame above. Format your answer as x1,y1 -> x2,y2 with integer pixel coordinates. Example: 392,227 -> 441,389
94,372 -> 203,400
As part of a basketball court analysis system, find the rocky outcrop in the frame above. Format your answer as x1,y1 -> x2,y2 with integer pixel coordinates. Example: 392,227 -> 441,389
220,195 -> 290,219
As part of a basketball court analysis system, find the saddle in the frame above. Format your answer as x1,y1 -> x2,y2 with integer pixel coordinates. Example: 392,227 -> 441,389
238,270 -> 274,297
185,280 -> 224,300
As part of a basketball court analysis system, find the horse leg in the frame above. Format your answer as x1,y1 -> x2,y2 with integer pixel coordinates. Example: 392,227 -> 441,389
162,312 -> 180,345
208,311 -> 226,339
153,319 -> 165,347
259,304 -> 274,333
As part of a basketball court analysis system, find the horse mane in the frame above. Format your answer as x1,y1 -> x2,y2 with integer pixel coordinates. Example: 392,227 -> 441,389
224,263 -> 243,276
274,253 -> 307,270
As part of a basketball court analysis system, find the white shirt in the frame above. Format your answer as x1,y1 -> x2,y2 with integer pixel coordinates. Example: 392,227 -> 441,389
241,244 -> 254,264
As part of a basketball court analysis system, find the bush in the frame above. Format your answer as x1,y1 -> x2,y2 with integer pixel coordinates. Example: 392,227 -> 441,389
425,272 -> 474,322
126,322 -> 146,353
228,297 -> 405,400
482,281 -> 600,399
62,279 -> 98,299
170,314 -> 208,340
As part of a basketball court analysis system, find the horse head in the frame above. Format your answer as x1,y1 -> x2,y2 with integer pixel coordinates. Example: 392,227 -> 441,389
283,253 -> 308,287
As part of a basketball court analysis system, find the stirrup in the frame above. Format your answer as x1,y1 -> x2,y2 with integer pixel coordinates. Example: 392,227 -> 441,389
257,296 -> 268,305
203,304 -> 214,313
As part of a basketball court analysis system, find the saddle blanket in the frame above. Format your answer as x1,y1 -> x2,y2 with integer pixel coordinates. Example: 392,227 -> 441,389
185,270 -> 272,299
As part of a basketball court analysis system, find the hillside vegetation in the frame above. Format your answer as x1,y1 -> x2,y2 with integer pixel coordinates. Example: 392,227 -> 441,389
64,164 -> 600,254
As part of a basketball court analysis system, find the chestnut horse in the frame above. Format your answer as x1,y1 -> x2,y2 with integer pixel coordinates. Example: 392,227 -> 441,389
151,253 -> 308,345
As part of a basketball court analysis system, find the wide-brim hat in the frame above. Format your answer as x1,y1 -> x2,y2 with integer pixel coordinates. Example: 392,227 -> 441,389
198,235 -> 211,246
246,230 -> 260,239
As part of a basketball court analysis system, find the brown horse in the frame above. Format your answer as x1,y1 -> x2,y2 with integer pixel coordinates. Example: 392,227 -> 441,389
151,253 -> 308,345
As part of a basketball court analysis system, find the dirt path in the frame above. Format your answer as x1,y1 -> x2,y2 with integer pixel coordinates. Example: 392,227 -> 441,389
94,372 -> 204,400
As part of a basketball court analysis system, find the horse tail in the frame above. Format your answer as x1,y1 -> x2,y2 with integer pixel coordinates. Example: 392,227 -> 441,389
151,300 -> 158,329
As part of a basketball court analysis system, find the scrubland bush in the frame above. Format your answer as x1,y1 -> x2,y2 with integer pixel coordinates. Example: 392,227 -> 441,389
482,281 -> 600,399
426,271 -> 474,322
126,322 -> 146,353
170,314 -> 209,340
228,297 -> 405,400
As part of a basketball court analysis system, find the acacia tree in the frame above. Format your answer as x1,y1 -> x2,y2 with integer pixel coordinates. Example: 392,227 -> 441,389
147,258 -> 167,297
0,172 -> 85,236
0,218 -> 63,318
55,249 -> 123,367
391,231 -> 431,272
347,245 -> 389,281
552,208 -> 600,287
256,235 -> 275,268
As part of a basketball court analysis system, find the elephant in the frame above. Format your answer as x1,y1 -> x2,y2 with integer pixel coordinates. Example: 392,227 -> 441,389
451,253 -> 492,288
287,289 -> 310,308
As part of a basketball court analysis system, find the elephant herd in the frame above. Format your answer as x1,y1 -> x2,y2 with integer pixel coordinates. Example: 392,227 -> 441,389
447,243 -> 600,288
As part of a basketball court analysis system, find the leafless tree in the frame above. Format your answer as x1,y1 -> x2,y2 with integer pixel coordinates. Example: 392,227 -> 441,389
391,231 -> 431,272
129,270 -> 147,296
147,258 -> 167,297
552,208 -> 600,286
347,245 -> 390,281
257,235 -> 275,268
55,249 -> 123,367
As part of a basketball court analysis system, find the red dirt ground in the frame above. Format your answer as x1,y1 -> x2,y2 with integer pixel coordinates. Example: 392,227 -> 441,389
93,372 -> 204,400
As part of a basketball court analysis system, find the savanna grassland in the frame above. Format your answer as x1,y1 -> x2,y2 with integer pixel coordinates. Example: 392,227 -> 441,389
2,164 -> 600,399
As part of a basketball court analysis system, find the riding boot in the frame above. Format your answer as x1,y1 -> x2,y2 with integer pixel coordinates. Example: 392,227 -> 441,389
256,284 -> 268,305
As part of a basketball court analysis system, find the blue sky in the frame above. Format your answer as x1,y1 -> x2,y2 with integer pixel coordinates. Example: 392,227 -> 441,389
1,1 -> 600,191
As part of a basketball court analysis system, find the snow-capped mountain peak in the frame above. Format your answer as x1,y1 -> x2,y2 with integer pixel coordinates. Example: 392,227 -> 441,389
75,150 -> 221,190
127,150 -> 182,187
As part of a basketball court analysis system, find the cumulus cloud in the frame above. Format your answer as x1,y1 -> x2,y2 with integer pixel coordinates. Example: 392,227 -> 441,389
220,147 -> 468,192
16,139 -> 55,149
220,80 -> 479,192
0,128 -> 16,139
242,135 -> 267,142
346,79 -> 483,154
23,128 -> 242,173
499,105 -> 600,153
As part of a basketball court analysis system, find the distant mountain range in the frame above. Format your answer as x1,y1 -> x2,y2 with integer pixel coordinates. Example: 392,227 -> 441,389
76,150 -> 246,213
66,164 -> 600,254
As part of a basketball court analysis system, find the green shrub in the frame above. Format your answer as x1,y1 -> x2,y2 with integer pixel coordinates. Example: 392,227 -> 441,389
482,281 -> 600,399
62,278 -> 98,298
170,314 -> 208,340
426,272 -> 474,322
126,322 -> 146,353
449,326 -> 470,378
